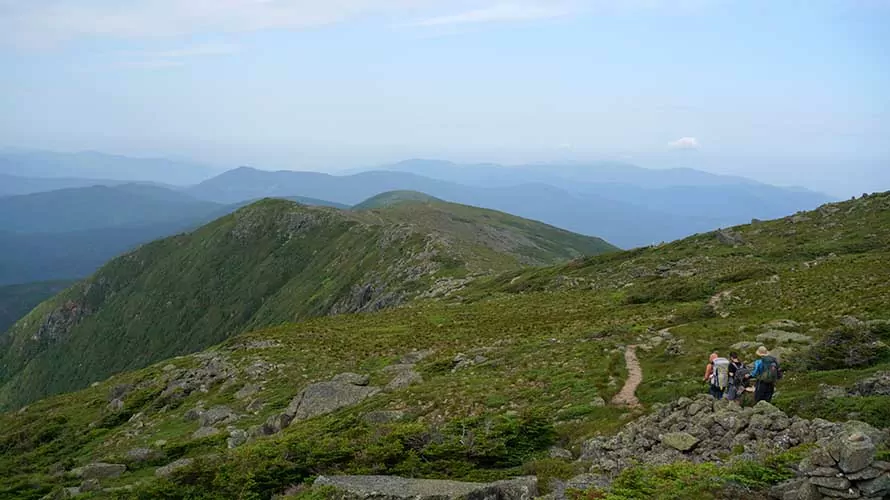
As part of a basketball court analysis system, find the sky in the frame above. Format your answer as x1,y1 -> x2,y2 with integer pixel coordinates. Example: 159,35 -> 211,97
1,0 -> 888,197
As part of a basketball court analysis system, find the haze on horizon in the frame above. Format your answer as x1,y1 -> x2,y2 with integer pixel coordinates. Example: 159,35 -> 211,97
1,0 -> 888,198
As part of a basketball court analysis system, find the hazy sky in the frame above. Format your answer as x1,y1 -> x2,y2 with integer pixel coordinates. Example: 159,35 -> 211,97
1,0 -> 888,197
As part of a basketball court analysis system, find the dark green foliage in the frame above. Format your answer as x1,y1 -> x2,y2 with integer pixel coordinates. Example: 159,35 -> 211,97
623,278 -> 717,305
798,325 -> 890,371
780,395 -> 890,429
133,412 -> 555,499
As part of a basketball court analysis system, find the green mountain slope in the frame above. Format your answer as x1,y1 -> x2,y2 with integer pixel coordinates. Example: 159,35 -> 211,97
351,190 -> 442,210
0,192 -> 886,499
0,197 -> 614,409
0,281 -> 72,334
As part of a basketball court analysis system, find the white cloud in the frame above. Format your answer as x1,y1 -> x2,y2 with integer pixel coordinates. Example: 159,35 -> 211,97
0,0 -> 435,47
668,137 -> 700,150
412,3 -> 572,26
0,1 -> 708,48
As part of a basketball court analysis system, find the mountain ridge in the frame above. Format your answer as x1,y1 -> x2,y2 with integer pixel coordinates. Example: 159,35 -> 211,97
0,196 -> 614,409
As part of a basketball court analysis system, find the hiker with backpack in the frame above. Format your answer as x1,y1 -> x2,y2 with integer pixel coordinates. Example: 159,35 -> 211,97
703,352 -> 730,399
725,352 -> 749,404
750,346 -> 782,403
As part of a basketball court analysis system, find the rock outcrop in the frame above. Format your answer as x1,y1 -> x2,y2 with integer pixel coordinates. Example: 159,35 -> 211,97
285,373 -> 380,421
252,373 -> 380,437
580,395 -> 888,476
69,462 -> 126,480
771,430 -> 890,500
313,475 -> 537,500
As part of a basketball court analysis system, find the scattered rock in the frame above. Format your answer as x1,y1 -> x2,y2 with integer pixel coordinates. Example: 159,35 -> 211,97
385,369 -> 423,391
246,399 -> 265,413
716,229 -> 746,246
192,427 -> 221,439
313,475 -> 537,499
819,385 -> 848,399
107,398 -> 125,412
284,375 -> 381,422
591,397 -> 607,408
155,458 -> 194,478
252,413 -> 294,437
199,406 -> 237,427
227,429 -> 249,449
126,448 -> 164,463
660,432 -> 700,452
731,341 -> 760,351
235,383 -> 261,401
108,384 -> 133,402
850,372 -> 890,397
835,433 -> 875,474
79,479 -> 101,492
70,463 -> 126,480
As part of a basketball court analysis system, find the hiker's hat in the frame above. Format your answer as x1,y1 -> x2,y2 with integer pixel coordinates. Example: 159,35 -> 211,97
756,346 -> 769,356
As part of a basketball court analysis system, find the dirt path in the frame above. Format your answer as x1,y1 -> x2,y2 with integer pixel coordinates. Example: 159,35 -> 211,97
611,345 -> 642,408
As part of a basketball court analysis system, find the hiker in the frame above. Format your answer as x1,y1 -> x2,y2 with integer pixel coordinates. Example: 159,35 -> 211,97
726,352 -> 748,404
750,346 -> 782,403
703,352 -> 730,399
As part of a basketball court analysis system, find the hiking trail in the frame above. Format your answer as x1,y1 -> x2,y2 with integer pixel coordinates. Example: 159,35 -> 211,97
611,345 -> 642,408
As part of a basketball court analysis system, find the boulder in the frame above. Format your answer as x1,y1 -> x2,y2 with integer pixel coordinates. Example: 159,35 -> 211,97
70,463 -> 126,480
756,330 -> 813,344
199,406 -> 237,427
126,447 -> 164,463
851,372 -> 890,397
286,379 -> 380,421
235,383 -> 261,400
107,398 -> 125,412
80,479 -> 101,492
859,473 -> 890,497
313,475 -> 537,499
808,476 -> 851,491
660,432 -> 700,452
252,413 -> 293,436
834,433 -> 875,474
192,427 -> 221,439
731,341 -> 760,351
227,429 -> 249,449
331,373 -> 371,386
385,369 -> 423,391
155,458 -> 194,478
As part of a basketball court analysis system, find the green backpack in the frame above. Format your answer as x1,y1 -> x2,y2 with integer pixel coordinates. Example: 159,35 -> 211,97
758,356 -> 781,384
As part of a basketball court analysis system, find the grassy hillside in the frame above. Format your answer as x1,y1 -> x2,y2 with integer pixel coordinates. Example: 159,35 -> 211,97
0,197 -> 613,410
0,193 -> 886,499
0,281 -> 72,334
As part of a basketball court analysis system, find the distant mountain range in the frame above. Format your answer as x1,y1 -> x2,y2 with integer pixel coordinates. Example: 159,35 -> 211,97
0,149 -> 220,185
186,165 -> 832,248
0,151 -> 835,278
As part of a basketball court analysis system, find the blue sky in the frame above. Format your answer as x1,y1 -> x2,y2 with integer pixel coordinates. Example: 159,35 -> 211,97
1,0 -> 888,196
